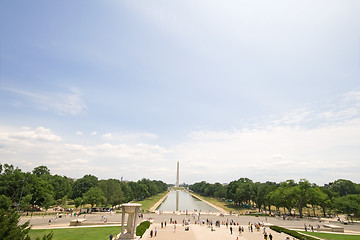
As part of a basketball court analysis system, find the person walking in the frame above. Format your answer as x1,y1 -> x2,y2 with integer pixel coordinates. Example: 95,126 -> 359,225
230,226 -> 233,234
269,233 -> 273,240
150,229 -> 153,238
155,227 -> 157,237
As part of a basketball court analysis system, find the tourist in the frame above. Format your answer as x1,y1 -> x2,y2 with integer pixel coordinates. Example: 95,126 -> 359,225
269,233 -> 273,240
150,229 -> 153,237
155,227 -> 157,236
264,232 -> 268,240
109,234 -> 113,240
174,224 -> 176,232
230,226 -> 233,234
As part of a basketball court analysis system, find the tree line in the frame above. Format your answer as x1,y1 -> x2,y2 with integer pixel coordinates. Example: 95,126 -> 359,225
0,163 -> 168,212
190,178 -> 360,218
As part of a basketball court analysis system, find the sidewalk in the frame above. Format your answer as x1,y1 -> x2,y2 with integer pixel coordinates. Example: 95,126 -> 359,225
142,223 -> 292,240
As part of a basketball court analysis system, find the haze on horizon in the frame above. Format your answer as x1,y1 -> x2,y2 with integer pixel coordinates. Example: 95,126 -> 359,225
0,0 -> 360,185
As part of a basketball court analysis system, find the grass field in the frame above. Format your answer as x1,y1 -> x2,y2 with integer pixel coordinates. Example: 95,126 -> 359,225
29,226 -> 120,240
133,191 -> 168,211
299,231 -> 360,240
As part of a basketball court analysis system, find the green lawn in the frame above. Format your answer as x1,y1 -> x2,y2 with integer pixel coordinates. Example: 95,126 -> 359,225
133,191 -> 168,211
29,226 -> 120,240
299,231 -> 360,240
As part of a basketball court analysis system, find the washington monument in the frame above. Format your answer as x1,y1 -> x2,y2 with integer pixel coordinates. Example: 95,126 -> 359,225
176,161 -> 179,187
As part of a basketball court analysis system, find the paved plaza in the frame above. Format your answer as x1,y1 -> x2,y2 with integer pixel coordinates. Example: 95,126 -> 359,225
20,211 -> 360,239
142,222 -> 286,240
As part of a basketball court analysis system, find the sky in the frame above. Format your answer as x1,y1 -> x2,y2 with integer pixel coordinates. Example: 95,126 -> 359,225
0,0 -> 360,185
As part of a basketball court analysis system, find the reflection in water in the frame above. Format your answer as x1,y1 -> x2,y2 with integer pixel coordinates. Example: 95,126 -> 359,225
157,190 -> 219,212
176,191 -> 179,211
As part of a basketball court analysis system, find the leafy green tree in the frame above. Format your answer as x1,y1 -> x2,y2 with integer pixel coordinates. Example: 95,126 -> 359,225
99,179 -> 124,206
272,183 -> 296,215
72,175 -> 98,199
23,174 -> 54,209
74,197 -> 83,209
49,175 -> 73,200
318,187 -> 336,217
0,195 -> 11,210
226,178 -> 254,205
334,194 -> 360,217
120,182 -> 134,202
83,187 -> 106,208
0,195 -> 53,240
0,164 -> 26,201
20,194 -> 33,212
291,179 -> 313,218
32,166 -> 50,177
329,179 -> 359,197
214,183 -> 226,199
256,182 -> 277,213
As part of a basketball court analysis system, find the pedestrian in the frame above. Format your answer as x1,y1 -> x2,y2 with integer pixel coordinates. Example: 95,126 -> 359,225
155,227 -> 157,237
174,224 -> 176,232
269,233 -> 273,240
264,232 -> 268,240
165,221 -> 167,227
109,234 -> 113,240
161,222 -> 163,228
150,229 -> 153,238
230,226 -> 233,234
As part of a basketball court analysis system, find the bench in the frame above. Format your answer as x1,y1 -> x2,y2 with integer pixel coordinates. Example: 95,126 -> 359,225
70,219 -> 87,226
323,224 -> 344,232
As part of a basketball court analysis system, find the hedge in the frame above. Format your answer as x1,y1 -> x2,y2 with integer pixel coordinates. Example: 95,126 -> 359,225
270,226 -> 319,240
136,220 -> 151,237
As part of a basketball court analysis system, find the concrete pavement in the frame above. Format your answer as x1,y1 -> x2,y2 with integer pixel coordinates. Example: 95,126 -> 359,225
142,222 -> 289,240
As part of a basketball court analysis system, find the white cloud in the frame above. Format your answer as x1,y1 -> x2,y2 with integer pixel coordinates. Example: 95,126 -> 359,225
75,131 -> 83,135
3,87 -> 87,116
7,126 -> 61,142
102,133 -> 112,140
91,131 -> 97,136
1,90 -> 360,184
0,125 -> 170,180
100,131 -> 158,142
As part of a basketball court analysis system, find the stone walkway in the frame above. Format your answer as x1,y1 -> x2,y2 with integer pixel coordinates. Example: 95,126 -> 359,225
142,223 -> 291,240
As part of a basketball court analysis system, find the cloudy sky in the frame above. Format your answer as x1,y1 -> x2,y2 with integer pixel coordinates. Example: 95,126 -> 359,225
1,0 -> 359,185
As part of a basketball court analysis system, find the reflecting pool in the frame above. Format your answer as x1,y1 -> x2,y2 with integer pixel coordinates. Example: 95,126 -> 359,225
156,190 -> 219,212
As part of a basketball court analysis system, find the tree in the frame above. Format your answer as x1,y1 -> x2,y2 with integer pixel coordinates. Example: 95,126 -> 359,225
24,174 -> 54,209
48,175 -> 73,201
0,164 -> 26,202
256,182 -> 277,213
20,194 -> 33,212
74,197 -> 83,209
291,179 -> 313,218
99,179 -> 124,206
316,187 -> 335,217
226,178 -> 254,205
0,195 -> 11,210
32,166 -> 50,177
329,179 -> 358,197
0,195 -> 53,240
334,194 -> 360,217
120,182 -> 134,202
72,175 -> 98,199
83,187 -> 106,208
